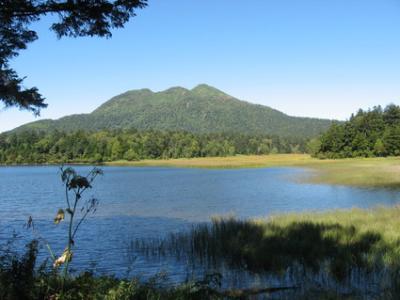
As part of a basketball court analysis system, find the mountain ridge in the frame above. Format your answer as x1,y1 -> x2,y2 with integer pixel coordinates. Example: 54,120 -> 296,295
10,84 -> 333,138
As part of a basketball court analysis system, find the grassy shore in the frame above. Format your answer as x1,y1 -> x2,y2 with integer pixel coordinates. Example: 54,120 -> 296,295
268,206 -> 400,246
141,206 -> 400,269
136,206 -> 400,298
107,154 -> 400,188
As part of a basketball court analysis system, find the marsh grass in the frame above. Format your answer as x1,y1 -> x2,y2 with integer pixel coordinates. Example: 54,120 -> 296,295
107,154 -> 312,169
108,154 -> 400,188
134,207 -> 400,297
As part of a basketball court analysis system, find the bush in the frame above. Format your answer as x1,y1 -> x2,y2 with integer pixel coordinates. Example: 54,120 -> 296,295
0,240 -> 38,300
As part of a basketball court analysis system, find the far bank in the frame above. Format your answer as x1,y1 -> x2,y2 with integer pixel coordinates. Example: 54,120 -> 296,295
106,154 -> 400,188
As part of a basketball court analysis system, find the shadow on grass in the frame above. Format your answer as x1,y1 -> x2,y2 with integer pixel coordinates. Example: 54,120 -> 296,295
135,217 -> 393,290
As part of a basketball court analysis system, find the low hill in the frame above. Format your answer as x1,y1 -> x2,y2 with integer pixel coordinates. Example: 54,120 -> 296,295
12,84 -> 332,138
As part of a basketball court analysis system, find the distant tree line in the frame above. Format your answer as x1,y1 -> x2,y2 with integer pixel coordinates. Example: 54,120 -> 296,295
0,129 -> 307,164
311,104 -> 400,158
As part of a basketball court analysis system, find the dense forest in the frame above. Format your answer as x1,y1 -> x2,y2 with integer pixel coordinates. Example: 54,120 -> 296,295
0,129 -> 307,164
314,104 -> 400,158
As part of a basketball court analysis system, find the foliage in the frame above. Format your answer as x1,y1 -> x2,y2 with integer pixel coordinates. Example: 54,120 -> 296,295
0,0 -> 147,114
0,240 -> 39,300
0,128 -> 309,164
316,104 -> 400,158
13,84 -> 333,138
306,138 -> 321,156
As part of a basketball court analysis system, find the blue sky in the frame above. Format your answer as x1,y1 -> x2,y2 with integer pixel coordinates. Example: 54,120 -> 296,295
1,0 -> 400,132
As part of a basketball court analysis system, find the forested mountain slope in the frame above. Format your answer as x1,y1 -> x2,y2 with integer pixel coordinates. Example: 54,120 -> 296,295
11,84 -> 332,138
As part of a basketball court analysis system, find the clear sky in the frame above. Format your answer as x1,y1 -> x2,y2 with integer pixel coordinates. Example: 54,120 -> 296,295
1,0 -> 400,132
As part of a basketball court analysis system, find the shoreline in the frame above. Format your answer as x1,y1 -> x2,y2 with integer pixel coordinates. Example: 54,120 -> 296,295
2,154 -> 400,188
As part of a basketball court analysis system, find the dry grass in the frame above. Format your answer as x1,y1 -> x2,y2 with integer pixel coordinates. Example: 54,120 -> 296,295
107,154 -> 312,168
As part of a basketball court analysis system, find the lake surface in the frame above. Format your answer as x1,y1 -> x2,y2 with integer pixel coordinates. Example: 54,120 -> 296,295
1,166 -> 400,279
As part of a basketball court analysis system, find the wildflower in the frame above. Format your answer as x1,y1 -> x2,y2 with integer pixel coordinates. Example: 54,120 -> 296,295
54,209 -> 65,224
53,249 -> 72,268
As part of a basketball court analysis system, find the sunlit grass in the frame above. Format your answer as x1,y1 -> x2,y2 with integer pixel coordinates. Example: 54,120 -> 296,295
302,156 -> 400,188
107,154 -> 312,168
263,207 -> 400,273
135,206 -> 400,297
268,206 -> 400,252
107,154 -> 400,187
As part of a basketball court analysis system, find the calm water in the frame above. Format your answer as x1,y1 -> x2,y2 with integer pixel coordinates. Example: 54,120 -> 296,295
1,166 -> 400,278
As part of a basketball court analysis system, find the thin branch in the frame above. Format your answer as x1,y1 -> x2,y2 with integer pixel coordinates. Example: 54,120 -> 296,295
80,171 -> 101,195
65,179 -> 70,209
7,3 -> 76,18
72,209 -> 90,239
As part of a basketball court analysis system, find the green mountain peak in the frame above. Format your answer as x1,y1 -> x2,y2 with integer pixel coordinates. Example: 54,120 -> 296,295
191,84 -> 231,99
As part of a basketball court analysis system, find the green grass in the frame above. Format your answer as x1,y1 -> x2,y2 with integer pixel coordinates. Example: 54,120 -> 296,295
107,154 -> 400,188
268,206 -> 400,247
302,157 -> 400,188
136,206 -> 400,298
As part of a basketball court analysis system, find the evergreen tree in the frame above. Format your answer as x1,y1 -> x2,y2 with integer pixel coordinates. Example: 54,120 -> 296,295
317,104 -> 400,158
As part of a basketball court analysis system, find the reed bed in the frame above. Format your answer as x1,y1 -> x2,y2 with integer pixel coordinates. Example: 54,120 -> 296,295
134,207 -> 400,298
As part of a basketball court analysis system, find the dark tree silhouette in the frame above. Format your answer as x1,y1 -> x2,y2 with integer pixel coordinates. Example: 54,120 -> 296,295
0,0 -> 147,115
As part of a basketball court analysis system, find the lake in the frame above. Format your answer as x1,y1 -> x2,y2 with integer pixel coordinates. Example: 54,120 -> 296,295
1,166 -> 400,279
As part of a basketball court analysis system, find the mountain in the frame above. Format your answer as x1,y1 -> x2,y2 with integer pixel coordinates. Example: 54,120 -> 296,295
11,84 -> 332,138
